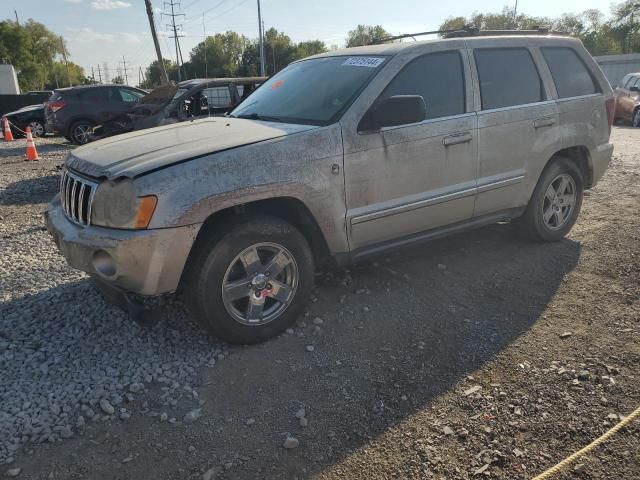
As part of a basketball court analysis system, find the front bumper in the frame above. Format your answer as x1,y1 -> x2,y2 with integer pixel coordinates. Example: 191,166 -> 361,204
591,142 -> 614,187
45,195 -> 201,295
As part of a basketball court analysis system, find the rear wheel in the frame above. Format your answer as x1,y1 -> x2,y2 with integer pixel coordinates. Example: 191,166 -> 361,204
633,108 -> 640,127
518,157 -> 584,242
183,216 -> 314,344
69,120 -> 94,145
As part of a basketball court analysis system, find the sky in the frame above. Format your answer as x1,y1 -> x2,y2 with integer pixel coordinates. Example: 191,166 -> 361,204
5,0 -> 615,84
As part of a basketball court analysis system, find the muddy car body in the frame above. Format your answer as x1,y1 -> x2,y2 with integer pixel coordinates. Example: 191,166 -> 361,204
46,33 -> 614,344
94,77 -> 267,139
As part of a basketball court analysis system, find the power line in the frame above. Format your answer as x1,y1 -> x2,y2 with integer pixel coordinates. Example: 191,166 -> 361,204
163,0 -> 186,81
120,56 -> 130,84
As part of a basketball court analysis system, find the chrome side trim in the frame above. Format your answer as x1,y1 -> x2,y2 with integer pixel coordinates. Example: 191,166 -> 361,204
352,187 -> 477,225
351,175 -> 525,226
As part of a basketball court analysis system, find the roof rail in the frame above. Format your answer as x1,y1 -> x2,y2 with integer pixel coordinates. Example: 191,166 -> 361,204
368,26 -> 568,45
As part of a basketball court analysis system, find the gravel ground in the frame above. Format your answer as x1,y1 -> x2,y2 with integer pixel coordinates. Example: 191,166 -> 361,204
0,138 -> 224,465
0,130 -> 638,479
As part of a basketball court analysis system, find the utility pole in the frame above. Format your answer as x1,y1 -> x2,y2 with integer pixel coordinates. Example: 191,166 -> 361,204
97,64 -> 103,83
145,0 -> 169,84
163,1 -> 185,82
257,0 -> 265,76
513,0 -> 518,28
14,10 -> 19,25
59,36 -> 72,86
103,62 -> 110,83
91,66 -> 95,83
120,56 -> 130,85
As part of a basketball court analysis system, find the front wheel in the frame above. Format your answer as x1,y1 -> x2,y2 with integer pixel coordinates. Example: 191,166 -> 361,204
28,119 -> 45,137
518,157 -> 584,242
183,216 -> 314,344
633,109 -> 640,127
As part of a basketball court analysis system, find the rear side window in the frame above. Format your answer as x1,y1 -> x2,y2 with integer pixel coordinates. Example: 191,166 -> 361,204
542,47 -> 599,98
474,48 -> 543,110
80,88 -> 109,102
380,51 -> 466,119
203,86 -> 232,108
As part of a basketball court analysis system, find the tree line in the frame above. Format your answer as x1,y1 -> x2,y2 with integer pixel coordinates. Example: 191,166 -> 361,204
2,1 -> 640,91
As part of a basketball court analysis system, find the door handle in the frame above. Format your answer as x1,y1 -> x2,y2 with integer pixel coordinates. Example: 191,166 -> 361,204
533,117 -> 556,129
442,132 -> 472,146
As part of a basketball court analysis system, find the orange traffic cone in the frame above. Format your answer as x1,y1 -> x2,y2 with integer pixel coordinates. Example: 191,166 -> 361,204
25,127 -> 39,161
3,117 -> 15,142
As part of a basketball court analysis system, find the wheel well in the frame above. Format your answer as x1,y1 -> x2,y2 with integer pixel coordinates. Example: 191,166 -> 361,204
549,146 -> 592,188
190,197 -> 330,265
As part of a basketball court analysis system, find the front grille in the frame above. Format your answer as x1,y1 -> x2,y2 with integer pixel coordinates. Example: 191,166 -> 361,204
60,169 -> 98,226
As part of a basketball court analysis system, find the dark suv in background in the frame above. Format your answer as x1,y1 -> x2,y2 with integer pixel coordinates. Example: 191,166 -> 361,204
45,85 -> 146,144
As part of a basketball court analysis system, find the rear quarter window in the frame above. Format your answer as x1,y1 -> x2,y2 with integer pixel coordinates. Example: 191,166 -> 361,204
474,48 -> 544,110
541,47 -> 599,98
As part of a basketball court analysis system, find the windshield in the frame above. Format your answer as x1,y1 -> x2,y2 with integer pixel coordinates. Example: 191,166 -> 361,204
231,55 -> 388,126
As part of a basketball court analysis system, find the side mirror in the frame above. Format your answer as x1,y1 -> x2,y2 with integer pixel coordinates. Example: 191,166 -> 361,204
359,95 -> 426,132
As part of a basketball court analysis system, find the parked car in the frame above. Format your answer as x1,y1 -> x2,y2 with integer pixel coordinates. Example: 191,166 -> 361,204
2,104 -> 46,137
24,90 -> 53,97
46,32 -> 614,345
93,77 -> 267,139
44,84 -> 147,144
613,72 -> 640,126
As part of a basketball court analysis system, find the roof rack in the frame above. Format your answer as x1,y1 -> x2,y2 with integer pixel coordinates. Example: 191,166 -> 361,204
368,26 -> 568,45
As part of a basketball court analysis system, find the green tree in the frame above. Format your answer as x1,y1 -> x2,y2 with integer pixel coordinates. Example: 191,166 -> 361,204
185,31 -> 248,79
144,59 -> 178,87
112,75 -> 125,85
0,19 -> 77,91
346,25 -> 391,47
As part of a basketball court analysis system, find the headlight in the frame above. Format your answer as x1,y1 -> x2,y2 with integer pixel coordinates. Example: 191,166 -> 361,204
91,178 -> 157,229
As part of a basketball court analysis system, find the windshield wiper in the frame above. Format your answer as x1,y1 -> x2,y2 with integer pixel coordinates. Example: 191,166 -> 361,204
234,113 -> 284,123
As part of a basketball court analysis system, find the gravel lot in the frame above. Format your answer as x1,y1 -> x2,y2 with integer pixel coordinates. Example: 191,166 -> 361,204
0,130 -> 638,479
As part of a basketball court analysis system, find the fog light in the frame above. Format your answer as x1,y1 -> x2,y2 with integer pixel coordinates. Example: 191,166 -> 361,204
93,250 -> 117,278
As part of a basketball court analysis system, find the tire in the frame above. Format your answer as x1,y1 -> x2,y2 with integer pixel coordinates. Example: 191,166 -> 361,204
69,120 -> 95,145
183,216 -> 315,344
27,119 -> 45,137
518,157 -> 584,242
633,108 -> 640,128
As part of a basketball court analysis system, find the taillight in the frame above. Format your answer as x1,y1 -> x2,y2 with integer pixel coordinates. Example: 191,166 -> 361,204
47,101 -> 65,113
605,97 -> 616,137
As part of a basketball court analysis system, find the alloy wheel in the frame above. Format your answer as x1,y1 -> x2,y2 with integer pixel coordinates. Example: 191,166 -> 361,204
29,121 -> 45,137
221,242 -> 298,326
542,173 -> 577,230
72,124 -> 92,144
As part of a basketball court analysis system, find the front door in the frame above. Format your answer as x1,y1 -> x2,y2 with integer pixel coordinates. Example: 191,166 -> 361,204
341,48 -> 478,251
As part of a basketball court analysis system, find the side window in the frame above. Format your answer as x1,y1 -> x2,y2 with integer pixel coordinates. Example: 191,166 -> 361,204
379,51 -> 466,120
622,75 -> 634,89
474,48 -> 543,110
81,88 -> 108,102
202,86 -> 232,108
118,88 -> 142,104
541,47 -> 599,98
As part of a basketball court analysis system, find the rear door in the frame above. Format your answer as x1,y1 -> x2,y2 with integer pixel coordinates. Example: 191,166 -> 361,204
469,43 -> 559,216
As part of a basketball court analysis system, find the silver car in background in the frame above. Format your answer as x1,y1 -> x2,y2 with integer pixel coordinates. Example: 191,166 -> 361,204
46,32 -> 614,344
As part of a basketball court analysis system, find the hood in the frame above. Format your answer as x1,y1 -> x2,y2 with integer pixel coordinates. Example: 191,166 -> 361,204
138,83 -> 179,107
66,117 -> 317,179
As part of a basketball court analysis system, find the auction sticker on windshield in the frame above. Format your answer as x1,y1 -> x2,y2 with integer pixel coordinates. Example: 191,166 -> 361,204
342,57 -> 385,68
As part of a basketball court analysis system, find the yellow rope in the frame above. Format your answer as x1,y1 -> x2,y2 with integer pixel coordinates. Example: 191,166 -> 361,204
532,406 -> 640,479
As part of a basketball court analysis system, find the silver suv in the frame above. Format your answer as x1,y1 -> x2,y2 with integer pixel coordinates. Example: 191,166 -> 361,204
46,33 -> 614,344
